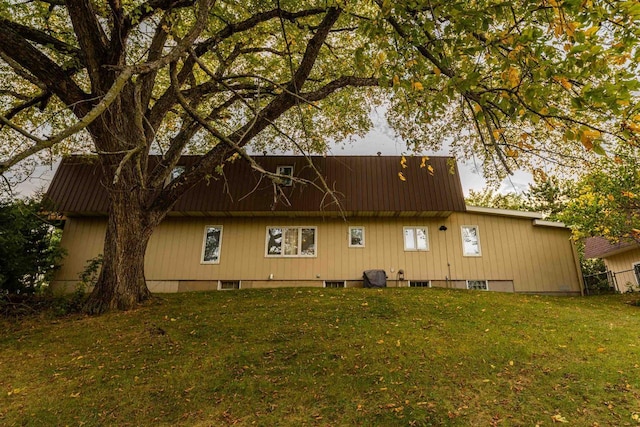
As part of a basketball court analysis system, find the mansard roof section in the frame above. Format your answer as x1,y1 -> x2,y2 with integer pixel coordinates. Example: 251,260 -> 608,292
45,155 -> 467,217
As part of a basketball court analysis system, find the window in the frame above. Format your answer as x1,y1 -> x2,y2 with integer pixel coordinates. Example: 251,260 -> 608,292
461,225 -> 481,257
324,280 -> 345,288
171,166 -> 185,180
266,226 -> 316,257
467,280 -> 488,290
409,281 -> 431,288
201,226 -> 223,264
403,227 -> 429,251
634,262 -> 640,285
276,165 -> 294,186
349,226 -> 365,247
219,280 -> 240,290
164,166 -> 185,186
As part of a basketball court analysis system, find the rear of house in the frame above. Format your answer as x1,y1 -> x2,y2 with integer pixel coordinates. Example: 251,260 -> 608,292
46,155 -> 583,295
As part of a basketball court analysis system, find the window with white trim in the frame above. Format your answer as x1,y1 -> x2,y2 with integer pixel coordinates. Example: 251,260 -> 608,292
276,165 -> 294,186
461,225 -> 481,257
266,226 -> 316,257
349,226 -> 365,247
403,227 -> 429,251
409,281 -> 431,288
467,280 -> 488,290
201,226 -> 223,264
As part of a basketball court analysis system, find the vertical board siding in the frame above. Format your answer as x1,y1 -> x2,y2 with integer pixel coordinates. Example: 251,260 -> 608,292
53,212 -> 582,293
55,218 -> 106,281
604,248 -> 640,292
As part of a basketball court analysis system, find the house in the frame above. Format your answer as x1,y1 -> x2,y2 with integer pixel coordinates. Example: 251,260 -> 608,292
46,155 -> 583,295
584,236 -> 640,292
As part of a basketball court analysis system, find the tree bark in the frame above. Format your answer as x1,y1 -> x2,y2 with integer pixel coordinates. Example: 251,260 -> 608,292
83,177 -> 160,314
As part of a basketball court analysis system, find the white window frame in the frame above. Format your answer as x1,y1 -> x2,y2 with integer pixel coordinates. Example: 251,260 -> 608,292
276,165 -> 294,186
348,226 -> 365,248
265,226 -> 317,258
403,226 -> 429,251
409,280 -> 431,288
323,280 -> 346,288
218,280 -> 241,290
634,262 -> 640,286
201,225 -> 223,264
461,225 -> 482,257
466,280 -> 488,290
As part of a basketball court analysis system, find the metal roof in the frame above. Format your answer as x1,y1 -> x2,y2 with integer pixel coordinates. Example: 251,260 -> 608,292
45,155 -> 467,217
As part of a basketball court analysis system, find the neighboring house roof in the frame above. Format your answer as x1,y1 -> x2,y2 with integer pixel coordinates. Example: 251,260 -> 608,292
583,236 -> 639,259
45,155 -> 467,217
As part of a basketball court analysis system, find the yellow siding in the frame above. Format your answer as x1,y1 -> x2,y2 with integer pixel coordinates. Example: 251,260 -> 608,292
52,212 -> 582,294
603,248 -> 640,292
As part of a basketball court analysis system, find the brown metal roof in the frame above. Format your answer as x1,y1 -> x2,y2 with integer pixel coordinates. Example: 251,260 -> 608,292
45,155 -> 467,217
583,236 -> 638,259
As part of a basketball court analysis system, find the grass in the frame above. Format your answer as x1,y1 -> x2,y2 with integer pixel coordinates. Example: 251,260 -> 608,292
1,288 -> 640,426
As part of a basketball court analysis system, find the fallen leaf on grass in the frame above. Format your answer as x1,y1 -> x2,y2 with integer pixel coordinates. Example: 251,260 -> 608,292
7,388 -> 23,396
551,414 -> 569,423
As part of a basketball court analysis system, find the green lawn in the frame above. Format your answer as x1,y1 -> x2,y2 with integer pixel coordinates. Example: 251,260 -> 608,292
1,288 -> 640,426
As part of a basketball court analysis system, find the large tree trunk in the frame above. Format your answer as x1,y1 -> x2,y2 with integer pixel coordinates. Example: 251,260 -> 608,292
83,181 -> 160,314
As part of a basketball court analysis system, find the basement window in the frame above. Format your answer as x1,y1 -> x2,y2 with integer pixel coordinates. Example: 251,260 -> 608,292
219,280 -> 240,290
201,225 -> 223,264
276,165 -> 294,186
324,280 -> 345,288
467,280 -> 488,291
266,226 -> 316,257
409,281 -> 431,288
403,227 -> 429,251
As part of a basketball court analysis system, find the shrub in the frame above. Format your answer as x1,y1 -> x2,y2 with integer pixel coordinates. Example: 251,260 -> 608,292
0,197 -> 65,295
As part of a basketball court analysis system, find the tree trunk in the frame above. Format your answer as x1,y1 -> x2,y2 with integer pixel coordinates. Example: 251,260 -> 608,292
83,185 -> 159,314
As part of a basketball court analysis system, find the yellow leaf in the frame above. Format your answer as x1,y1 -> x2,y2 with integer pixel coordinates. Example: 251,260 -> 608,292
627,122 -> 640,132
551,414 -> 569,423
392,74 -> 400,86
433,67 -> 441,76
8,388 -> 23,396
509,360 -> 514,366
502,66 -> 520,88
554,76 -> 572,90
584,26 -> 599,37
505,148 -> 519,158
412,81 -> 424,91
400,155 -> 408,169
473,104 -> 482,113
420,156 -> 428,168
398,172 -> 406,181
597,347 -> 606,352
427,165 -> 434,176
622,191 -> 636,198
607,194 -> 615,201
70,392 -> 80,398
377,339 -> 384,344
